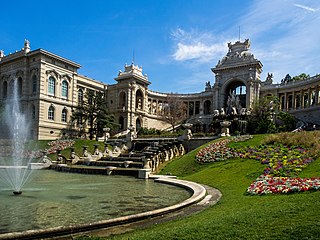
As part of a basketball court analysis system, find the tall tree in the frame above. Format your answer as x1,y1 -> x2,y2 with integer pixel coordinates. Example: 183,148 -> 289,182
71,90 -> 116,140
163,95 -> 188,132
247,95 -> 279,134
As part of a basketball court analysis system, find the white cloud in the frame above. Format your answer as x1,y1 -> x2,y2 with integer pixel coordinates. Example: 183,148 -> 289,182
168,0 -> 320,90
237,0 -> 320,82
293,3 -> 317,12
173,42 -> 226,62
171,28 -> 228,63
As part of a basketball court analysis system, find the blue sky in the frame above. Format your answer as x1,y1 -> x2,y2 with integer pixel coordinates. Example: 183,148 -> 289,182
1,0 -> 320,93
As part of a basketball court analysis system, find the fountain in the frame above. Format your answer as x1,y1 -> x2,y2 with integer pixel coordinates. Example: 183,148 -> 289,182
0,79 -> 34,195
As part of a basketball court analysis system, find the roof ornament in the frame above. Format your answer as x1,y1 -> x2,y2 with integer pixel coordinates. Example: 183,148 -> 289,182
24,39 -> 30,53
0,50 -> 4,59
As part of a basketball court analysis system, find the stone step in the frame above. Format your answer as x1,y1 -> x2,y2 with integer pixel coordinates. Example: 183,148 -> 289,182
100,156 -> 146,162
85,160 -> 143,168
51,164 -> 141,177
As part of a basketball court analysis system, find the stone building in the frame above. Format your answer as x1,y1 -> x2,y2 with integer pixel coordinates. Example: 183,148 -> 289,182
0,39 -> 319,140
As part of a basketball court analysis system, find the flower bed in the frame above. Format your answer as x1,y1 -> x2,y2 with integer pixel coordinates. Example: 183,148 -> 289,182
24,140 -> 75,158
239,145 -> 313,177
46,140 -> 75,154
239,144 -> 320,195
196,135 -> 320,195
195,135 -> 252,163
247,174 -> 320,195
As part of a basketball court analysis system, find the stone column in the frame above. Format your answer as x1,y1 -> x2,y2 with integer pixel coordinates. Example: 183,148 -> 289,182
316,85 -> 319,105
284,92 -> 288,111
300,90 -> 303,109
308,88 -> 311,107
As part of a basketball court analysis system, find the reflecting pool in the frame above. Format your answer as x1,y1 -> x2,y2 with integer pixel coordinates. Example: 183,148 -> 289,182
0,170 -> 191,234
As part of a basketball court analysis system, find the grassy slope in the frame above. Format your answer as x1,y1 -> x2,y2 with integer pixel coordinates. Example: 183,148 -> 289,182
100,134 -> 320,240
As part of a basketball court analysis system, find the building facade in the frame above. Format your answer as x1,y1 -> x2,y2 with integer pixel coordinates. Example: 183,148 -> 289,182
1,39 -> 319,140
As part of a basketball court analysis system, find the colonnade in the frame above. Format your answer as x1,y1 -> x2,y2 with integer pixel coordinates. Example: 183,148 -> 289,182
278,84 -> 320,111
145,97 -> 212,116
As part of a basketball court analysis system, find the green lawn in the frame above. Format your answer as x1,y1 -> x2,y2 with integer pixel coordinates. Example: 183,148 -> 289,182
75,134 -> 320,239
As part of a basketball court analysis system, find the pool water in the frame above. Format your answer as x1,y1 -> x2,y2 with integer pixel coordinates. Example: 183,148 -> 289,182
0,170 -> 191,234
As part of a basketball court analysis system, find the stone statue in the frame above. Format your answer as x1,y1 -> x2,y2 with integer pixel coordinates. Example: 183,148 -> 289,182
152,102 -> 157,114
227,90 -> 242,115
70,151 -> 80,164
213,109 -> 219,117
24,39 -> 30,49
112,145 -> 121,157
240,108 -> 247,116
265,72 -> 273,84
147,100 -> 151,113
103,146 -> 113,157
178,123 -> 193,141
158,103 -> 163,114
137,98 -> 142,109
220,108 -> 226,116
92,146 -> 103,160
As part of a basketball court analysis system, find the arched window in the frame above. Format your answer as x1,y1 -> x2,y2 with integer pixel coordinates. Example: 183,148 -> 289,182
136,118 -> 142,131
2,81 -> 7,99
280,95 -> 285,110
295,94 -> 301,108
48,105 -> 55,120
18,77 -> 23,97
9,80 -> 14,95
78,89 -> 83,105
32,105 -> 36,119
119,116 -> 124,130
303,92 -> 309,108
61,108 -> 67,122
88,89 -> 94,105
203,100 -> 212,114
136,89 -> 143,110
288,95 -> 293,109
32,75 -> 37,93
48,76 -> 56,95
62,80 -> 68,98
119,91 -> 126,109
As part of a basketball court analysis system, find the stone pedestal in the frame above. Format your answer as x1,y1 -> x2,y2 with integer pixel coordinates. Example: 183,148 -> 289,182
138,169 -> 151,179
220,121 -> 231,137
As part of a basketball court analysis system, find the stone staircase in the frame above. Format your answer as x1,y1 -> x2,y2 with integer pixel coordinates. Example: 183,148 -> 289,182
51,139 -> 186,179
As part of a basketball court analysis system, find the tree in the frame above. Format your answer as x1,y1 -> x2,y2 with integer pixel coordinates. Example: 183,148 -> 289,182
247,95 -> 279,134
163,95 -> 188,132
292,73 -> 310,82
281,73 -> 310,84
276,111 -> 297,132
248,95 -> 297,134
71,90 -> 116,140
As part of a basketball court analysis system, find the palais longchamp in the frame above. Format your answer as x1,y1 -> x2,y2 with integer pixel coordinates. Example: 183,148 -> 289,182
1,39 -> 319,140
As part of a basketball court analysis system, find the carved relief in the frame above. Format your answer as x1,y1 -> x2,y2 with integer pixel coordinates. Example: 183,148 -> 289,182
16,70 -> 24,78
46,69 -> 60,79
61,74 -> 72,82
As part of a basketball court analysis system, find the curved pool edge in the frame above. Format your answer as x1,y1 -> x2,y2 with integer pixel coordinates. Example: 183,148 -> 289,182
0,175 -> 221,240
